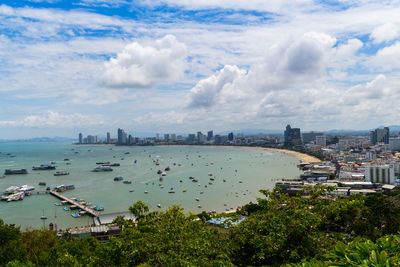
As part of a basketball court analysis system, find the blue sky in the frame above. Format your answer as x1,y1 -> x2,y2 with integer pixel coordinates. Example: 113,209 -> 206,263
1,0 -> 400,138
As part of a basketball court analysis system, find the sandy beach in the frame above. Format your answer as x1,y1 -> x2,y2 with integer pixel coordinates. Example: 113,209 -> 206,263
160,145 -> 321,163
240,147 -> 321,163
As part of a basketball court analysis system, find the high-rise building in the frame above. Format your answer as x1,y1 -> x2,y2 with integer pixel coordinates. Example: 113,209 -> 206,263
164,134 -> 170,141
117,128 -> 127,144
228,132 -> 234,141
284,124 -> 302,146
187,134 -> 196,142
370,127 -> 389,145
207,130 -> 213,141
315,135 -> 326,146
156,133 -> 160,140
302,132 -> 323,143
78,133 -> 83,144
171,134 -> 176,141
106,132 -> 111,144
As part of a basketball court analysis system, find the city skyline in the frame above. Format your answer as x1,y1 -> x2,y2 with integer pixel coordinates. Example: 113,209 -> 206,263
1,1 -> 400,138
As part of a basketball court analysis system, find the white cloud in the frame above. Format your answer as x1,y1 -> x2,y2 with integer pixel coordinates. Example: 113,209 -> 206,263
336,38 -> 363,58
370,23 -> 399,44
0,111 -> 103,127
370,42 -> 400,70
102,35 -> 187,88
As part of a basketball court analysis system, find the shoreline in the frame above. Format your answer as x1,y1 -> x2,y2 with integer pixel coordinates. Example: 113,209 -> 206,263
158,144 -> 321,163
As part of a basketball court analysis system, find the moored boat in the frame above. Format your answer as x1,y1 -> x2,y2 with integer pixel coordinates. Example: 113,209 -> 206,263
54,171 -> 69,176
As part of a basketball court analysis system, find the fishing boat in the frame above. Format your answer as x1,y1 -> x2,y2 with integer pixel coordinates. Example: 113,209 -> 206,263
4,169 -> 28,175
195,198 -> 199,201
123,180 -> 132,184
168,190 -> 175,194
63,207 -> 69,211
66,184 -> 75,190
157,204 -> 161,208
38,182 -> 46,186
32,164 -> 56,170
144,191 -> 148,194
161,172 -> 167,176
157,170 -> 162,174
165,166 -> 170,171
182,189 -> 187,192
40,209 -> 47,220
54,171 -> 70,176
71,213 -> 80,218
92,166 -> 113,172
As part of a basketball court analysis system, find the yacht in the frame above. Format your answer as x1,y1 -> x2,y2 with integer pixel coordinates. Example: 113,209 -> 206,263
54,171 -> 69,176
92,166 -> 113,172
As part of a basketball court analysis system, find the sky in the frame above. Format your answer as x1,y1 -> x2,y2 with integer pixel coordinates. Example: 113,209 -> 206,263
1,0 -> 400,139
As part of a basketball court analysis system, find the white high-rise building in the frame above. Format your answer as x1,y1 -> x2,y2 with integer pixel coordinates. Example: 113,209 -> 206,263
365,165 -> 395,185
171,134 -> 176,141
315,135 -> 326,147
389,138 -> 400,151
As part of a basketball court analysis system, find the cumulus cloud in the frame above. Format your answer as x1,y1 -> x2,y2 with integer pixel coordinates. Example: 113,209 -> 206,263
336,38 -> 363,58
102,35 -> 187,88
370,42 -> 400,70
0,111 -> 103,127
370,23 -> 399,44
188,32 -> 336,109
188,65 -> 247,108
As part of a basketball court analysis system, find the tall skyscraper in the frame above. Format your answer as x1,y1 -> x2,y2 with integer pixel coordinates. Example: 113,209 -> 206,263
284,124 -> 302,146
370,127 -> 389,145
228,132 -> 234,141
117,128 -> 127,144
164,133 -> 170,141
106,132 -> 111,144
207,130 -> 213,141
78,133 -> 83,144
156,133 -> 160,140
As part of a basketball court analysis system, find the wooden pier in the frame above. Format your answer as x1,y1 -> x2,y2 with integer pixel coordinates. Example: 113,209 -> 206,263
49,190 -> 99,217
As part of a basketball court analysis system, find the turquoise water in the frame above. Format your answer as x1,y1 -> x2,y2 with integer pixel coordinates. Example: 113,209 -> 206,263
0,142 -> 302,229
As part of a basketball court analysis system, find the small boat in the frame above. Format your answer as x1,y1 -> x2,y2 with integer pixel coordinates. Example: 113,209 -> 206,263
168,190 -> 175,193
209,173 -> 213,176
157,204 -> 161,208
144,191 -> 148,194
40,209 -> 47,220
39,182 -> 46,186
157,170 -> 162,174
200,191 -> 204,194
95,207 -> 104,211
123,180 -> 132,184
195,198 -> 199,201
114,176 -> 123,181
51,161 -> 56,164
70,205 -> 78,210
92,166 -> 113,172
198,205 -> 202,208
54,203 -> 62,206
124,152 -> 130,154
79,211 -> 87,216
182,189 -> 187,192
64,158 -> 70,161
223,179 -> 226,182
159,177 -> 163,181
165,166 -> 170,171
63,207 -> 69,211
192,179 -> 198,182
32,164 -> 56,171
71,213 -> 80,218
129,190 -> 134,192
161,172 -> 167,176
96,161 -> 110,165
61,200 -> 68,205
210,178 -> 215,181
179,180 -> 182,182
134,160 -> 137,163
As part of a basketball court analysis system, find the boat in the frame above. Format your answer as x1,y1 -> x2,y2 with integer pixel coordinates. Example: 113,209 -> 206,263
192,179 -> 198,182
54,171 -> 69,176
159,177 -> 163,181
95,206 -> 104,211
79,211 -> 87,216
32,164 -> 56,170
63,207 -> 69,211
144,191 -> 148,194
223,179 -> 226,182
51,161 -> 56,164
165,166 -> 170,171
124,152 -> 130,154
0,175 -> 5,179
4,169 -> 28,175
157,204 -> 161,208
198,205 -> 202,208
64,158 -> 70,161
66,184 -> 75,190
61,200 -> 68,205
210,178 -> 215,181
38,182 -> 46,186
157,170 -> 162,174
102,163 -> 120,167
123,180 -> 132,184
40,209 -> 47,220
209,173 -> 213,176
114,176 -> 123,181
55,185 -> 66,192
92,166 -> 113,172
182,189 -> 187,192
155,160 -> 160,165
20,185 -> 35,191
168,190 -> 175,193
129,190 -> 134,192
195,198 -> 199,201
134,160 -> 137,163
71,213 -> 80,218
5,186 -> 20,193
96,161 -> 110,165
70,205 -> 78,210
54,203 -> 62,206
161,172 -> 167,176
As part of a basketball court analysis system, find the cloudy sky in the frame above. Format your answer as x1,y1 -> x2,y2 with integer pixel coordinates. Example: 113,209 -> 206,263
1,0 -> 400,139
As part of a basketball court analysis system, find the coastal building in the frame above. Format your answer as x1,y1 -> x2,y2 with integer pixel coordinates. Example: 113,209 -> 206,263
171,134 -> 176,141
370,127 -> 389,145
117,128 -> 127,144
302,132 -> 323,144
228,132 -> 234,141
187,134 -> 195,142
156,133 -> 160,140
164,134 -> 170,141
78,133 -> 83,144
284,125 -> 302,146
365,165 -> 395,185
207,130 -> 213,141
315,135 -> 327,147
106,132 -> 111,144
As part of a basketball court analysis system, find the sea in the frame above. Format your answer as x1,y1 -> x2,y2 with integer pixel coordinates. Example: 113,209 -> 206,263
0,142 -> 302,229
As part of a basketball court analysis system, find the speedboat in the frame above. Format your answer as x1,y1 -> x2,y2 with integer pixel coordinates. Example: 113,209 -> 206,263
157,204 -> 161,208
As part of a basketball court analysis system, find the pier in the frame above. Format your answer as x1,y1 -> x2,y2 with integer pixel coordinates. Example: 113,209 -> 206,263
49,190 -> 99,217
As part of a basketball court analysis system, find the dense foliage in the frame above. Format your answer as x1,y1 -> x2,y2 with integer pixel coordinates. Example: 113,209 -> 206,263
1,187 -> 400,266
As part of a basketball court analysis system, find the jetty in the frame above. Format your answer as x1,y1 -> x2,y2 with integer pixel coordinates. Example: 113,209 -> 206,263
49,190 -> 99,217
